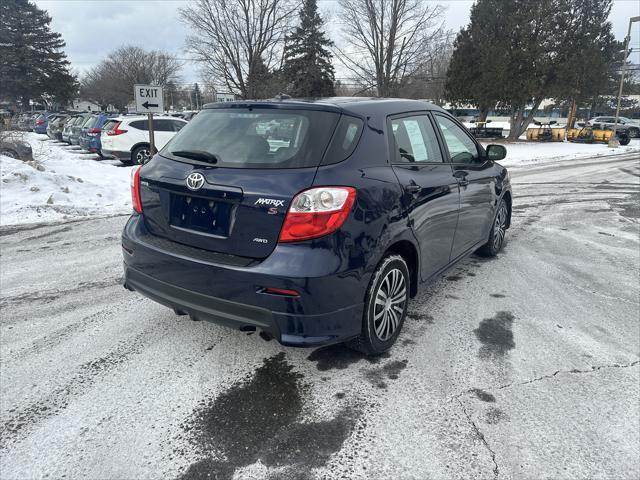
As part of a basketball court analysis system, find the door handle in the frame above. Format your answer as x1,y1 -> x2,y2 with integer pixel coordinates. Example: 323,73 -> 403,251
404,184 -> 422,194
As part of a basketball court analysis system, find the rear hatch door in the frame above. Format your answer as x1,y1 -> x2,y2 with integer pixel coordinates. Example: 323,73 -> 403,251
138,105 -> 341,259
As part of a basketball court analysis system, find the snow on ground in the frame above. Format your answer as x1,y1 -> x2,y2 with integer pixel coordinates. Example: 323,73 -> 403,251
486,139 -> 640,169
0,132 -> 134,226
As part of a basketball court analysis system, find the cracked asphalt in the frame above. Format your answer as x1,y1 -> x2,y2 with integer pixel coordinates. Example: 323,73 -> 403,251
1,152 -> 639,479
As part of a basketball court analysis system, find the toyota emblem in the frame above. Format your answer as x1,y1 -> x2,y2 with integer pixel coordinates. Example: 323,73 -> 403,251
186,172 -> 205,191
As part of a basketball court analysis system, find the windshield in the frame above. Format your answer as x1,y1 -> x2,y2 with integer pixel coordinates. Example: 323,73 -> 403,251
162,108 -> 340,169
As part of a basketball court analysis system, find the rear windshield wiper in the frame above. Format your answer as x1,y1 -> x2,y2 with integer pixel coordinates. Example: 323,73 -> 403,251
171,150 -> 219,164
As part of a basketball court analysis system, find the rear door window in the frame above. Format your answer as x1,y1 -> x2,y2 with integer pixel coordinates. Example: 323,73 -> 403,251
162,108 -> 340,169
129,120 -> 147,130
389,115 -> 443,163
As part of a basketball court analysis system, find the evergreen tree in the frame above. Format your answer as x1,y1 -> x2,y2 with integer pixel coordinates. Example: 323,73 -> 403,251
281,0 -> 335,97
445,0 -> 619,139
552,0 -> 618,125
0,0 -> 77,109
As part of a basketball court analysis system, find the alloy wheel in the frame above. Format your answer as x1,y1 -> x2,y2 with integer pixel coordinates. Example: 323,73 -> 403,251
373,268 -> 407,341
493,203 -> 508,250
136,148 -> 150,164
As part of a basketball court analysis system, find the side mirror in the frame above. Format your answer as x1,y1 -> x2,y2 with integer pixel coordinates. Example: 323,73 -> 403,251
486,144 -> 507,161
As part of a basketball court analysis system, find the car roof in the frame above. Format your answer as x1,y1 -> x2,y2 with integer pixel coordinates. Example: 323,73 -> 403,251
202,97 -> 447,117
112,115 -> 187,122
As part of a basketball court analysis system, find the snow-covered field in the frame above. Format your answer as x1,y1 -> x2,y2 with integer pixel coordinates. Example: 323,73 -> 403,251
0,132 -> 133,226
485,139 -> 640,168
1,131 -> 638,226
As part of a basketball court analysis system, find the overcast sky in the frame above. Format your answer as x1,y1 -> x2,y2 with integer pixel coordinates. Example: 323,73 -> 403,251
35,0 -> 640,86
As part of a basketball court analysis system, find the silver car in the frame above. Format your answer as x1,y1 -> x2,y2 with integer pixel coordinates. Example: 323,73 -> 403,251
587,116 -> 640,138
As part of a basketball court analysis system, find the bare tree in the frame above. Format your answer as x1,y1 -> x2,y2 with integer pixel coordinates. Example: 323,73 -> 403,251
80,46 -> 182,110
395,32 -> 454,103
180,0 -> 298,99
338,0 -> 446,97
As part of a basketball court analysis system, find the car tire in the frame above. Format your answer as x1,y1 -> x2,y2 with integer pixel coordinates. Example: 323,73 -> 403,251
347,254 -> 410,355
132,145 -> 151,165
0,149 -> 19,159
477,198 -> 508,257
618,134 -> 631,146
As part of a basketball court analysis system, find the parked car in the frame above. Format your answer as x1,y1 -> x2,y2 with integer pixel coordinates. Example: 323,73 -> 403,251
69,113 -> 92,145
61,115 -> 80,143
587,116 -> 640,138
101,116 -> 187,164
46,114 -> 69,140
13,113 -> 32,131
78,113 -> 118,156
33,112 -> 55,134
0,134 -> 33,160
122,98 -> 512,355
16,112 -> 40,131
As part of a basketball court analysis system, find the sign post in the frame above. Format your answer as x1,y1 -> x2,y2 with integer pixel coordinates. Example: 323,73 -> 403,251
134,84 -> 164,161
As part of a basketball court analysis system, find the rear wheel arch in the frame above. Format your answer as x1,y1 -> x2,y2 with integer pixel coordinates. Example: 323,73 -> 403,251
130,142 -> 150,154
384,240 -> 419,298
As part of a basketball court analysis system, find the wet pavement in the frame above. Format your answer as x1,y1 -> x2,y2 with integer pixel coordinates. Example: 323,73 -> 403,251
1,152 -> 638,479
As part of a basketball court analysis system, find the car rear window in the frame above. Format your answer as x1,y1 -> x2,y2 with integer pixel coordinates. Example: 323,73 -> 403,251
83,116 -> 97,128
102,120 -> 118,131
161,108 -> 340,169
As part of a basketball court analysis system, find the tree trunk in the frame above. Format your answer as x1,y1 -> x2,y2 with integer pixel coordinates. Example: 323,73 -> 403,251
566,98 -> 577,130
478,106 -> 489,123
507,99 -> 543,140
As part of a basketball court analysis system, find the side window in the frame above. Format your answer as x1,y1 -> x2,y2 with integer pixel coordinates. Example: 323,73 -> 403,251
129,120 -> 148,131
434,115 -> 480,164
389,115 -> 443,163
153,120 -> 174,132
322,115 -> 364,165
172,120 -> 186,132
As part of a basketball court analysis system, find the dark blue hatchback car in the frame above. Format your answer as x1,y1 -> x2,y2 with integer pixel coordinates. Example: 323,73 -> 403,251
122,98 -> 511,354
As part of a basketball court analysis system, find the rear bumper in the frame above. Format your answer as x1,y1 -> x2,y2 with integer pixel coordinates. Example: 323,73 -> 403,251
121,215 -> 365,347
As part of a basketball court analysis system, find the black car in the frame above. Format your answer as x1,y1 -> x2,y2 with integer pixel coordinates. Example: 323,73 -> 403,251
122,98 -> 511,354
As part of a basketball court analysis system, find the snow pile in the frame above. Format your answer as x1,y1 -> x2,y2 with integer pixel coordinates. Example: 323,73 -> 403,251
0,133 -> 134,226
486,140 -> 640,169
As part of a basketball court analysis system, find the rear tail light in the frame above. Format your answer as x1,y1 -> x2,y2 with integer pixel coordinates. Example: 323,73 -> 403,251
131,166 -> 143,213
107,122 -> 128,136
88,127 -> 101,136
278,187 -> 356,243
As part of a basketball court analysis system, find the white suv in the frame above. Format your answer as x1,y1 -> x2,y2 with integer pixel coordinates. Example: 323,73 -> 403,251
101,116 -> 188,164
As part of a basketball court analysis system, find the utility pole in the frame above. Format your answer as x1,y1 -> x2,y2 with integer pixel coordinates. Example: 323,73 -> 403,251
610,16 -> 640,147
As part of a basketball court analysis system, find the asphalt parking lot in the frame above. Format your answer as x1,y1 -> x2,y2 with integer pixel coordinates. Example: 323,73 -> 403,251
1,152 -> 638,480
